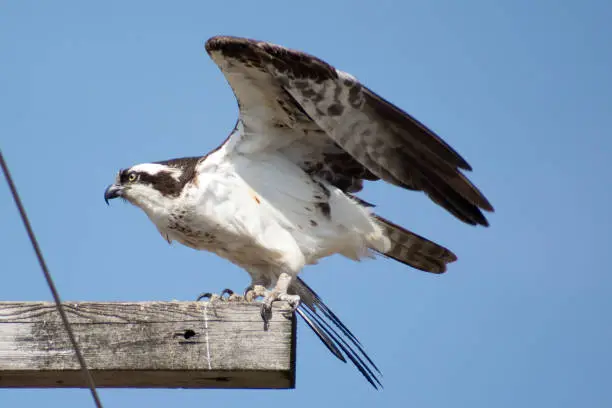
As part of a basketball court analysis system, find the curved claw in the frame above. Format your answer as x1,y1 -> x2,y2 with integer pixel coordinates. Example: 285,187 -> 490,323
196,292 -> 213,301
220,288 -> 234,300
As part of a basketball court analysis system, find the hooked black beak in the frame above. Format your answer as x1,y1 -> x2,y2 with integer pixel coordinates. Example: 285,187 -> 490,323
104,184 -> 123,205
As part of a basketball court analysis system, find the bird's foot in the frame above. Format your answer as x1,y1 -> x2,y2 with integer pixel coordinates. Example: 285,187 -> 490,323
196,289 -> 243,302
260,273 -> 300,330
260,291 -> 300,323
243,284 -> 268,302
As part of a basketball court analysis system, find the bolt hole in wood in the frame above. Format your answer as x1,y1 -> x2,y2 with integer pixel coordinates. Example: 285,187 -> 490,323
183,329 -> 197,339
173,329 -> 198,341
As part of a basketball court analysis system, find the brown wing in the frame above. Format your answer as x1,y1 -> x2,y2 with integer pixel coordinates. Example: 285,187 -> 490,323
205,36 -> 493,226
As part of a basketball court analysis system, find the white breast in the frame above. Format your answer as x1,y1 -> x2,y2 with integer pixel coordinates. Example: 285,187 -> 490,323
161,145 -> 388,274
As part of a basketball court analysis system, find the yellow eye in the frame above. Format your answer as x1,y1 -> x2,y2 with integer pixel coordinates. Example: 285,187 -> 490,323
128,173 -> 137,182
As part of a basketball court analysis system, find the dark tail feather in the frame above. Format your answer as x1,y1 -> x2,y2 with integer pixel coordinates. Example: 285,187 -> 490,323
291,277 -> 383,389
374,215 -> 457,273
295,308 -> 345,362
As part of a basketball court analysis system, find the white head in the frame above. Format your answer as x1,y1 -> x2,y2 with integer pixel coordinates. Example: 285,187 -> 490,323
104,157 -> 200,218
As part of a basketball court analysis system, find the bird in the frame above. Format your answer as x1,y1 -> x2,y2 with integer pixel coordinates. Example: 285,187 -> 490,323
104,35 -> 493,389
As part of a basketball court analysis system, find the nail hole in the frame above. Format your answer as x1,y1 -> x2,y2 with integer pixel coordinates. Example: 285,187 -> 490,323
183,329 -> 197,339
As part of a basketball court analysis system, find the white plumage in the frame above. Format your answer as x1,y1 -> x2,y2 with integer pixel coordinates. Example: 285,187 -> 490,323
105,36 -> 493,388
133,130 -> 390,274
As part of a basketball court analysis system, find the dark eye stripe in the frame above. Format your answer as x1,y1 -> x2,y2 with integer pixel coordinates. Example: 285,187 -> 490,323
119,169 -> 135,183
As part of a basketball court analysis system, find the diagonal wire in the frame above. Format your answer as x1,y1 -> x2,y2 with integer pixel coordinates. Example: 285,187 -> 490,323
0,149 -> 104,408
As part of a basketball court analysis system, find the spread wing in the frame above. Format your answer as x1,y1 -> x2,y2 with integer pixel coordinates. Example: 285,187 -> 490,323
205,35 -> 493,225
205,35 -> 494,388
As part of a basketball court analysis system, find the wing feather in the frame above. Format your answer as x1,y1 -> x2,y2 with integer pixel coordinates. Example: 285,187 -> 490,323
205,36 -> 493,226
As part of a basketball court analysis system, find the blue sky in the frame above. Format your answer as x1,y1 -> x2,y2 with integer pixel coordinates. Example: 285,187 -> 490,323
1,0 -> 611,406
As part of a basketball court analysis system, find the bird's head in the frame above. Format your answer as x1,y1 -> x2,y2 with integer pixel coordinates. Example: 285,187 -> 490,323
104,158 -> 199,215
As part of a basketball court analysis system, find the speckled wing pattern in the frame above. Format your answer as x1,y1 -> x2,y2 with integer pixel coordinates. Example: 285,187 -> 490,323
205,35 -> 493,225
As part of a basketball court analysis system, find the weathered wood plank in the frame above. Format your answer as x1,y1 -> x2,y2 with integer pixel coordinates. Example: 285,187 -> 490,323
0,301 -> 296,389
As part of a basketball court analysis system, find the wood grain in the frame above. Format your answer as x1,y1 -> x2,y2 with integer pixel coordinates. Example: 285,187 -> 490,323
0,301 -> 296,389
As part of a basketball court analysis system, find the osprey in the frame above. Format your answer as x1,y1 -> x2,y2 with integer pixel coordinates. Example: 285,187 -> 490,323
104,36 -> 493,388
